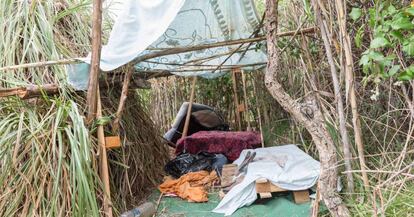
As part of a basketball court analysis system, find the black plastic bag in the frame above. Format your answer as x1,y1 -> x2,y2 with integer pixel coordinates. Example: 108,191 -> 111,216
165,152 -> 228,178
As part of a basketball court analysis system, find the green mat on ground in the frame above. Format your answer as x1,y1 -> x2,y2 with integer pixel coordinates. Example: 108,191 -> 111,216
150,190 -> 312,217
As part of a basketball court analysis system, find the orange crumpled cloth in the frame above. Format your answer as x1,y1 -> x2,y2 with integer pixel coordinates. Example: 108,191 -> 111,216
159,170 -> 218,202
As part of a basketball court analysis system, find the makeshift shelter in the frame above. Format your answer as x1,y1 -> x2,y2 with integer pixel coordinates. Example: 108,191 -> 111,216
67,0 -> 268,89
0,0 -> 317,216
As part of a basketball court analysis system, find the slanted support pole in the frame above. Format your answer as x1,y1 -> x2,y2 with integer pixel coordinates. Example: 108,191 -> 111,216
182,76 -> 198,139
86,0 -> 113,216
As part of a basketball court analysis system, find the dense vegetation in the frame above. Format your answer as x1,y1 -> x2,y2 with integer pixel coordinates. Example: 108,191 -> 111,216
0,0 -> 413,216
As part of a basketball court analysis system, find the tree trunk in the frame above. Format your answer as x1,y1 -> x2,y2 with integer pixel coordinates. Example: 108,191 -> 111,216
264,0 -> 350,216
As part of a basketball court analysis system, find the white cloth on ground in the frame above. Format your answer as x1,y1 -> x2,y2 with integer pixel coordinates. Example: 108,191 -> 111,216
213,144 -> 320,216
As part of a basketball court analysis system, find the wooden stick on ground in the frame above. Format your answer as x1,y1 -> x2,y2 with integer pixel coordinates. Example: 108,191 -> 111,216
182,76 -> 198,139
97,87 -> 113,217
152,193 -> 164,217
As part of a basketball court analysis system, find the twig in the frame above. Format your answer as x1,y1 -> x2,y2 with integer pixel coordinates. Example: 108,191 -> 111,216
0,58 -> 79,71
152,193 -> 164,217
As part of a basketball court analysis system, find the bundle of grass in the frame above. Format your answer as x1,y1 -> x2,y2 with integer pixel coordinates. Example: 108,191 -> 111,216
0,0 -> 169,216
101,87 -> 169,212
0,1 -> 102,216
0,97 -> 100,216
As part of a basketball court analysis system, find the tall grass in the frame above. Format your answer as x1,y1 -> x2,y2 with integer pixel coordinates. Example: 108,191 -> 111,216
0,1 -> 170,215
0,0 -> 91,87
0,98 -> 100,216
0,1 -> 102,216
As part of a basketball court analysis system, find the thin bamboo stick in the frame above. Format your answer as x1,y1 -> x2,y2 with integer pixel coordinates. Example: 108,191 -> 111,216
97,87 -> 113,217
334,0 -> 369,191
313,0 -> 357,192
231,68 -> 242,131
182,76 -> 197,139
252,76 -> 265,147
0,58 -> 79,71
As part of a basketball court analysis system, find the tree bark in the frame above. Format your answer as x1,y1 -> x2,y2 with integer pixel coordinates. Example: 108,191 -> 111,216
264,0 -> 350,216
0,84 -> 59,99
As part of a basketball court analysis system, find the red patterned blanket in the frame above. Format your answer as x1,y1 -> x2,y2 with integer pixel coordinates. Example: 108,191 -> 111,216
176,131 -> 261,161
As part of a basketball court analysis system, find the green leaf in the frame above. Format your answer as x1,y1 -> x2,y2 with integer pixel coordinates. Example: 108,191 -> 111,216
387,5 -> 397,15
405,8 -> 414,16
385,65 -> 400,78
391,17 -> 414,30
370,37 -> 390,48
370,51 -> 385,61
355,26 -> 365,48
96,116 -> 111,126
403,41 -> 414,56
398,65 -> 414,81
359,54 -> 370,65
349,8 -> 362,21
390,30 -> 404,41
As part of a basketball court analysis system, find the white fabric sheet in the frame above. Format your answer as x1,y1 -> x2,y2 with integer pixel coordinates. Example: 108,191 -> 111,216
213,145 -> 320,216
67,0 -> 267,90
84,0 -> 186,71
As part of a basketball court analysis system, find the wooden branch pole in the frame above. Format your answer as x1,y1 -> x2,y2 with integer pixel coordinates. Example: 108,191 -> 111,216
182,76 -> 197,139
85,0 -> 112,216
113,66 -> 134,133
252,77 -> 265,148
232,68 -> 242,131
86,0 -> 103,123
97,87 -> 113,217
0,27 -> 316,73
0,84 -> 59,99
241,70 -> 251,130
0,58 -> 79,71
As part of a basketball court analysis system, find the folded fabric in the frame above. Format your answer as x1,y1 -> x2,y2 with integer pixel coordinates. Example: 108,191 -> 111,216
159,171 -> 218,202
176,131 -> 261,161
213,145 -> 320,216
